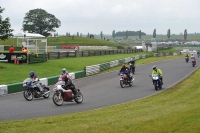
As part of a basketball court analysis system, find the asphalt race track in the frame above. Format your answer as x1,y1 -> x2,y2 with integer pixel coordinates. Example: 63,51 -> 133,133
0,57 -> 199,121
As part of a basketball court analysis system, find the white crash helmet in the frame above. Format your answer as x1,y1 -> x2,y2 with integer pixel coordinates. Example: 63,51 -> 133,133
153,65 -> 157,70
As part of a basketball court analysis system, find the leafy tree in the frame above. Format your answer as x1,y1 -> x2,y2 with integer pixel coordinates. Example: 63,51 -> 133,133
139,30 -> 141,39
153,29 -> 156,38
0,7 -> 14,40
184,29 -> 187,40
22,8 -> 61,37
167,29 -> 170,39
126,30 -> 128,39
100,31 -> 103,39
112,30 -> 115,38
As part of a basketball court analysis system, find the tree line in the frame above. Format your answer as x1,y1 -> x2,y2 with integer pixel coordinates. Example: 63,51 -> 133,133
0,6 -> 189,41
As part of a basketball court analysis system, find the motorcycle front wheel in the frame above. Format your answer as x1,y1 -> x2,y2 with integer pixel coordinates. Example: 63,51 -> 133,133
120,80 -> 125,88
154,85 -> 158,91
23,90 -> 33,101
52,93 -> 63,106
74,91 -> 83,104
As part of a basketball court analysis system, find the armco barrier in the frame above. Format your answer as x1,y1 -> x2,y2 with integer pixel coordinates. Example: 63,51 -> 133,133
47,75 -> 60,85
7,82 -> 23,94
74,70 -> 86,79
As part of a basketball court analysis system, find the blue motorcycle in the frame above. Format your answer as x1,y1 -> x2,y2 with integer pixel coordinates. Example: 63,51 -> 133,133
150,74 -> 162,91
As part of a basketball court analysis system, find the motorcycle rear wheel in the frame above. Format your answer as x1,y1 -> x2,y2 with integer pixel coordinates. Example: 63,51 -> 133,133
23,90 -> 33,101
74,91 -> 83,104
120,80 -> 125,88
52,93 -> 63,106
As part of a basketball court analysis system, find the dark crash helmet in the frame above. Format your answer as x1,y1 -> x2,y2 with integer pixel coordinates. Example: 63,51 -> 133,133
29,71 -> 35,78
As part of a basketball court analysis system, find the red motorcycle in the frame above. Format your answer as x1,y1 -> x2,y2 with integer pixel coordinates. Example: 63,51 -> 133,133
52,81 -> 83,106
118,72 -> 134,88
192,59 -> 196,67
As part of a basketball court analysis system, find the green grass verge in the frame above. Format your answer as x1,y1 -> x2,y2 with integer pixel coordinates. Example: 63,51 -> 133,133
0,54 -> 198,133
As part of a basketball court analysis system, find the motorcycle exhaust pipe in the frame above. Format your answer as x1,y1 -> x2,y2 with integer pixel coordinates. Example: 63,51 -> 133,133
42,91 -> 50,95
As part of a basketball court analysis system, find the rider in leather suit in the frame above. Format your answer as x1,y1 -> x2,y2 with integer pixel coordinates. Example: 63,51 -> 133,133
119,64 -> 131,81
61,74 -> 77,99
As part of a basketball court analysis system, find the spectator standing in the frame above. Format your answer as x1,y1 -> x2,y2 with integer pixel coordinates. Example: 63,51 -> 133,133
9,45 -> 15,53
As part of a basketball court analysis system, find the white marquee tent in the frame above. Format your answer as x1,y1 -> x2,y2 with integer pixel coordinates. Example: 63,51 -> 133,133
14,33 -> 45,38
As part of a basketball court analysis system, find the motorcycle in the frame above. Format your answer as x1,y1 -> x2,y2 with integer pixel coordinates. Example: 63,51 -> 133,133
129,63 -> 135,74
185,57 -> 189,63
52,81 -> 83,106
192,59 -> 196,67
149,74 -> 162,91
23,78 -> 50,101
118,71 -> 134,88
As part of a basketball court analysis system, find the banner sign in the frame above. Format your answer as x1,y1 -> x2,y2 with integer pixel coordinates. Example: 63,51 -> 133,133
0,53 -> 27,63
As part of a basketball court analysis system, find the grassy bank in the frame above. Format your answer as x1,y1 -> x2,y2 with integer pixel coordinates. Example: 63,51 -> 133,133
113,34 -> 200,41
0,55 -> 198,133
0,36 -> 119,47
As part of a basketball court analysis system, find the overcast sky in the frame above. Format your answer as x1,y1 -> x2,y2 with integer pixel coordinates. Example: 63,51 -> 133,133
1,0 -> 200,35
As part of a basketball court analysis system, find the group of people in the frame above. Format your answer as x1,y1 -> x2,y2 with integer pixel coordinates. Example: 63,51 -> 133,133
29,68 -> 78,99
185,52 -> 199,60
118,60 -> 163,85
8,45 -> 29,54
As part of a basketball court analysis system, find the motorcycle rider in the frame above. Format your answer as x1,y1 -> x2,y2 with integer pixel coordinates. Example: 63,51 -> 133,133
61,68 -> 68,75
128,59 -> 135,73
185,54 -> 189,57
58,68 -> 69,81
191,54 -> 196,60
119,64 -> 132,81
197,51 -> 200,57
152,65 -> 163,85
61,74 -> 78,99
29,71 -> 44,93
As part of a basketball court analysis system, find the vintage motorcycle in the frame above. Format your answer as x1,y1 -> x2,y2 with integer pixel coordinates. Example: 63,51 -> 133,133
118,71 -> 134,88
192,59 -> 196,67
52,81 -> 83,106
149,74 -> 162,91
185,57 -> 189,63
23,78 -> 50,101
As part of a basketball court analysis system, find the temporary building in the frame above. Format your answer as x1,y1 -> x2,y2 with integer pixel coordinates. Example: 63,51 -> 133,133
14,33 -> 45,38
